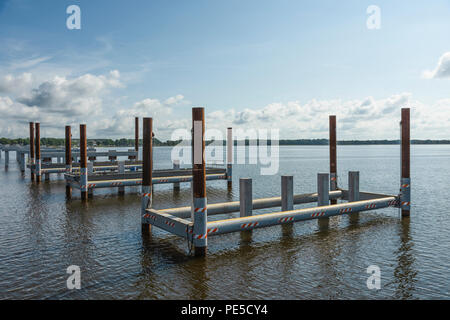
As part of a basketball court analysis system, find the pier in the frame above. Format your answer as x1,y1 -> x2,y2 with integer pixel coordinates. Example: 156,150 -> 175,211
26,120 -> 140,181
63,118 -> 232,199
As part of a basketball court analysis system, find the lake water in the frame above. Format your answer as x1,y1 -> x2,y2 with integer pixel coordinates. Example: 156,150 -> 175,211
0,145 -> 449,299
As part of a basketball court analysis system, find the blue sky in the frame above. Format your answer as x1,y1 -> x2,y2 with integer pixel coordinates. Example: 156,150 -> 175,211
1,0 -> 450,140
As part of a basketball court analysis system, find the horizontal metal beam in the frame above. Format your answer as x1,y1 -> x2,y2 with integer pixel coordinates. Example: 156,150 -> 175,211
206,196 -> 398,236
66,173 -> 227,189
143,208 -> 192,239
340,190 -> 397,202
162,190 -> 343,218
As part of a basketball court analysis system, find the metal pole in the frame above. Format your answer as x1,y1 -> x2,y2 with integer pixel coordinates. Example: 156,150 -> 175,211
135,117 -> 139,159
348,171 -> 360,222
29,122 -> 35,181
35,123 -> 41,183
329,115 -> 337,204
227,127 -> 233,189
317,173 -> 329,228
65,126 -> 72,198
142,117 -> 153,234
80,124 -> 88,201
5,151 -> 9,167
281,175 -> 294,211
240,178 -> 252,217
87,162 -> 94,198
20,152 -> 25,172
173,160 -> 180,191
400,108 -> 411,217
348,171 -> 360,202
192,107 -> 207,256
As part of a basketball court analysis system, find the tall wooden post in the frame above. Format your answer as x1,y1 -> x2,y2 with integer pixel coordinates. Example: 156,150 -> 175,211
192,107 -> 207,257
65,126 -> 72,198
329,115 -> 337,204
29,122 -> 35,181
141,117 -> 153,234
80,124 -> 88,201
35,123 -> 41,183
400,108 -> 411,217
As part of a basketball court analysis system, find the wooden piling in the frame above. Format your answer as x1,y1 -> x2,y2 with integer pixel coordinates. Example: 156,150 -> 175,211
329,115 -> 337,204
401,108 -> 410,217
35,123 -> 41,183
80,124 -> 88,201
192,107 -> 207,256
142,117 -> 153,234
29,122 -> 35,181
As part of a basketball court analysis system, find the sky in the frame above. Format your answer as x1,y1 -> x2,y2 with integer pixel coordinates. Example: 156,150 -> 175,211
0,0 -> 450,140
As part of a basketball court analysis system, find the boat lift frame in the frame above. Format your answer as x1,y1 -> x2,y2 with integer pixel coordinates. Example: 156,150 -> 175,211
64,119 -> 232,200
141,107 -> 411,256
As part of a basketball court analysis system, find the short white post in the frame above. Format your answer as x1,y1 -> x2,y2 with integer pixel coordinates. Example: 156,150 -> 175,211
173,160 -> 180,191
87,162 -> 94,198
240,178 -> 252,217
281,175 -> 294,211
317,173 -> 330,228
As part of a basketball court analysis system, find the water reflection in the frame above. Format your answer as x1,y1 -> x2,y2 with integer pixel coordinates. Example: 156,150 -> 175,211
393,217 -> 417,299
2,145 -> 450,299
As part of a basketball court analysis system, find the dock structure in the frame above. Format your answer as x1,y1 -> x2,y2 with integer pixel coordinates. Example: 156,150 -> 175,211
65,117 -> 232,200
141,107 -> 411,256
25,120 -> 140,179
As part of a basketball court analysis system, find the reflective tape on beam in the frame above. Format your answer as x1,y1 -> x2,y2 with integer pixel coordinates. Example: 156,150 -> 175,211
163,190 -> 344,218
143,209 -> 192,239
206,196 -> 397,236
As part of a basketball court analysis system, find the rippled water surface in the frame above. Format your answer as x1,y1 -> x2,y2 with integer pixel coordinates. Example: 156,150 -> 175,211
0,145 -> 449,299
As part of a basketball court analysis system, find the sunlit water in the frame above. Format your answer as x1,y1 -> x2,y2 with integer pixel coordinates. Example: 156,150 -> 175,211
0,145 -> 449,299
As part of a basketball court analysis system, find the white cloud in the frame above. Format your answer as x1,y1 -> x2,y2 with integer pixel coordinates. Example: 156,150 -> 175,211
423,52 -> 450,79
0,73 -> 34,96
0,69 -> 447,141
164,94 -> 185,105
0,70 -> 124,137
204,93 -> 418,140
16,70 -> 123,116
94,95 -> 190,138
9,56 -> 52,70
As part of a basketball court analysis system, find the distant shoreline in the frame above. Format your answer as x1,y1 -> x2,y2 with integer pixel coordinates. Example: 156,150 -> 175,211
1,137 -> 450,147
